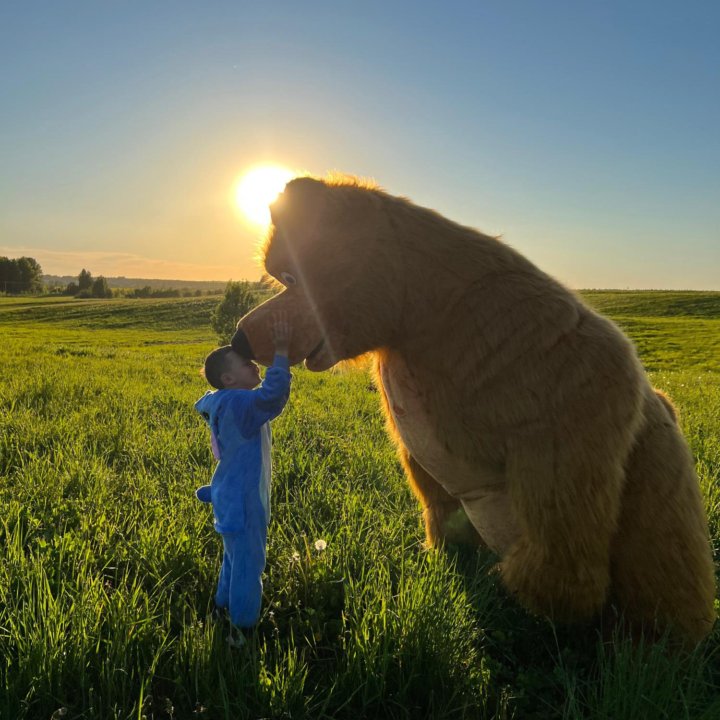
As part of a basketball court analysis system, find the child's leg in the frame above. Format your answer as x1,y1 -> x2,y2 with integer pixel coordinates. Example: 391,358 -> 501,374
214,539 -> 232,609
225,522 -> 267,628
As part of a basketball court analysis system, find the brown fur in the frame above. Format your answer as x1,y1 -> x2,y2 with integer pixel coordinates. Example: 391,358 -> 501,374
237,175 -> 716,643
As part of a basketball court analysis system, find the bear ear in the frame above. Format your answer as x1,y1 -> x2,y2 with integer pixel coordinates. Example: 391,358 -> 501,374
270,176 -> 328,228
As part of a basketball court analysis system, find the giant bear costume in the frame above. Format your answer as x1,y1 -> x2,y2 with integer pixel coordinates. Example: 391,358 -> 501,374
232,176 -> 716,642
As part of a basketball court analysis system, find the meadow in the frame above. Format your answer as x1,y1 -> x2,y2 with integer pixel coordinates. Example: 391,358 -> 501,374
1,292 -> 719,719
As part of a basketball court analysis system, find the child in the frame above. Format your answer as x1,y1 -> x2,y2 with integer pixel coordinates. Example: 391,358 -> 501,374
195,313 -> 291,630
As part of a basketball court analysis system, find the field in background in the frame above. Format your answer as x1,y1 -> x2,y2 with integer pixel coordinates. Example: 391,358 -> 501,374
1,292 -> 719,719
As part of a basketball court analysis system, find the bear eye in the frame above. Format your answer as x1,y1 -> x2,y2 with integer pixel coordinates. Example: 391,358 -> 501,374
280,272 -> 297,286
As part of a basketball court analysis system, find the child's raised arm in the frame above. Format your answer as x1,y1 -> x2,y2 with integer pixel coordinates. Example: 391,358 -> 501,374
240,313 -> 292,435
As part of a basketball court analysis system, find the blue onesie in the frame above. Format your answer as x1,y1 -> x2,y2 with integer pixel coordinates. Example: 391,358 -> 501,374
195,354 -> 291,627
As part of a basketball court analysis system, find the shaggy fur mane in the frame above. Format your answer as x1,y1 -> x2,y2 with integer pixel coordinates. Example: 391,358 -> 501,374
257,174 -> 384,268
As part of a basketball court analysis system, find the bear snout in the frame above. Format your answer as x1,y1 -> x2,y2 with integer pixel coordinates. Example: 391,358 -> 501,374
230,327 -> 255,360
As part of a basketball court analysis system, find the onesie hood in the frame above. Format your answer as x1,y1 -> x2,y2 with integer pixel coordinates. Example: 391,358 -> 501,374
195,390 -> 226,462
195,390 -> 223,420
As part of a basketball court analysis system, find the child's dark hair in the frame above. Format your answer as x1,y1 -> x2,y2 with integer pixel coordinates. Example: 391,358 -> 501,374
203,346 -> 235,390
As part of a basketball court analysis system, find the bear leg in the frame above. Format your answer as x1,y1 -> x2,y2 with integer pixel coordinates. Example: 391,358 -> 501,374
399,446 -> 485,549
609,393 -> 716,644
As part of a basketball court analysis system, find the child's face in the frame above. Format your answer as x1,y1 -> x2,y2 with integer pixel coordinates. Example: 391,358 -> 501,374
220,351 -> 261,390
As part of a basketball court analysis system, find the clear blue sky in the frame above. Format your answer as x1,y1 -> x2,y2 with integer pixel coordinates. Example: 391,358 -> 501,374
1,1 -> 718,288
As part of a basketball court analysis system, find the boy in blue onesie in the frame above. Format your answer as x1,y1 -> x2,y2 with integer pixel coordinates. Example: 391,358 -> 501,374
195,313 -> 291,630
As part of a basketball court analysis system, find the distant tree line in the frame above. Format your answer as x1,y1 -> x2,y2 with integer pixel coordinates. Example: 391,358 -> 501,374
1,257 -> 259,300
0,256 -> 44,293
124,286 -> 207,298
63,269 -> 113,298
59,269 -> 232,299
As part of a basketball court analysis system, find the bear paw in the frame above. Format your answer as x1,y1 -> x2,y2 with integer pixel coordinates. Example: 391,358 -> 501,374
499,540 -> 609,621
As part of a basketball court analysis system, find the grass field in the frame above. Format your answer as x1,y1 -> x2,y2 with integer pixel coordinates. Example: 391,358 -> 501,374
1,292 -> 719,719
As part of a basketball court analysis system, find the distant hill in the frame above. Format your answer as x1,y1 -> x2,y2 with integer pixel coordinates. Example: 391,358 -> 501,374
42,275 -> 238,292
581,290 -> 720,318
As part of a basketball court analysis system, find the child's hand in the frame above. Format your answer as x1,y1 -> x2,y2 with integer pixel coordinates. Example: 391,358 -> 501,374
271,311 -> 291,355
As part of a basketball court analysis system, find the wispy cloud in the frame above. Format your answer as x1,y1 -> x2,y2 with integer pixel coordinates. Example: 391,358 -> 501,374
0,246 -> 256,282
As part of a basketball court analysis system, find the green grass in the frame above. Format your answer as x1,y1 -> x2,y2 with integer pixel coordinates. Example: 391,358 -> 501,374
1,293 -> 719,719
0,295 -> 223,332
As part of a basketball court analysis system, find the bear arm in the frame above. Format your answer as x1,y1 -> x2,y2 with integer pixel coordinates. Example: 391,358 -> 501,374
500,431 -> 623,620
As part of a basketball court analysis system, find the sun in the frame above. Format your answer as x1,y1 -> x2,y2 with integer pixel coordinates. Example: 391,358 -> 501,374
234,165 -> 295,226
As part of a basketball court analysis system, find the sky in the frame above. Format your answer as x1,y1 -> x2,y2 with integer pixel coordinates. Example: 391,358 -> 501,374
1,1 -> 719,289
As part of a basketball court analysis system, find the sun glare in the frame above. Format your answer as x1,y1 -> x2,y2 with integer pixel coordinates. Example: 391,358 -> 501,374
235,165 -> 295,226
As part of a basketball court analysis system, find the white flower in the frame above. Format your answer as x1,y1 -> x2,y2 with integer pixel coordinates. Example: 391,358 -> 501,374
314,539 -> 327,552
